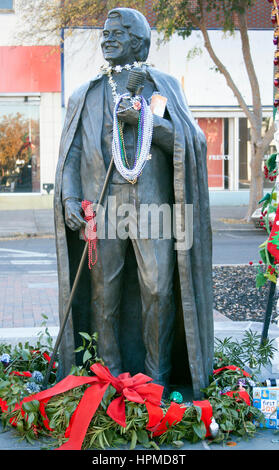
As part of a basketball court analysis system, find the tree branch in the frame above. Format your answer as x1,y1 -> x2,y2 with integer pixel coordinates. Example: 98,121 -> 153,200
237,10 -> 262,133
185,4 -> 257,130
262,121 -> 275,153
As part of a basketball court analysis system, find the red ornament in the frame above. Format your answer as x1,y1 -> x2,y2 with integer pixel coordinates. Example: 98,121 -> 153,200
275,78 -> 279,87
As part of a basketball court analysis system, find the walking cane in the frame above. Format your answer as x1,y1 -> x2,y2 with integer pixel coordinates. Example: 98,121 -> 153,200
42,155 -> 115,389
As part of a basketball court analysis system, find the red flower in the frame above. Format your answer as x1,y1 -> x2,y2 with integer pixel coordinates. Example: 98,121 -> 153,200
132,100 -> 141,111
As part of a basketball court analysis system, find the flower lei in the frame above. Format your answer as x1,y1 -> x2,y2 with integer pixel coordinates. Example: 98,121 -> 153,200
100,61 -> 150,103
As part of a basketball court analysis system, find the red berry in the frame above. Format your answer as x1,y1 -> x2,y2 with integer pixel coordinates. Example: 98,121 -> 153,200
249,261 -> 253,265
259,260 -> 263,264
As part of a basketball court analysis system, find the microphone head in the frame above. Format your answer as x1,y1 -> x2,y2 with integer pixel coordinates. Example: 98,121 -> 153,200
126,68 -> 146,95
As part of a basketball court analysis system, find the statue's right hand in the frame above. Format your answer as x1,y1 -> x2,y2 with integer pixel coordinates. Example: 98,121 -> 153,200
64,199 -> 86,231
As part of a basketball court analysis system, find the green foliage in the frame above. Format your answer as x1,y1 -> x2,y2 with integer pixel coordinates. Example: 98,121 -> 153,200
0,327 -> 275,449
154,0 -> 256,40
73,331 -> 104,373
0,316 -> 57,410
214,330 -> 276,371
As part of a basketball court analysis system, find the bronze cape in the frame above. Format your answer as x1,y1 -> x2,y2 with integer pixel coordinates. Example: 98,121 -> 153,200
54,66 -> 213,399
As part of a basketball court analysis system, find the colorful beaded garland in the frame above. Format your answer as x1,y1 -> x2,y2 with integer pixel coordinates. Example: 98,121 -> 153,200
112,93 -> 153,184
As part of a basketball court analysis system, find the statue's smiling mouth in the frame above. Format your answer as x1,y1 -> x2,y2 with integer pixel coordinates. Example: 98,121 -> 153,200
104,44 -> 118,51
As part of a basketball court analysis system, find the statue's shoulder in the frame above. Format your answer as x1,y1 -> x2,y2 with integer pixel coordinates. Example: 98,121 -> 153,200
148,66 -> 181,88
67,74 -> 104,108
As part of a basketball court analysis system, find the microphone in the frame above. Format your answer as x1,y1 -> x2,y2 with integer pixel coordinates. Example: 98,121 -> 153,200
126,67 -> 146,96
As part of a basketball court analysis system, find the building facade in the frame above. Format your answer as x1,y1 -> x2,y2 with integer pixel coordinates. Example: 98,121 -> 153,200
0,0 -> 274,208
0,0 -> 61,209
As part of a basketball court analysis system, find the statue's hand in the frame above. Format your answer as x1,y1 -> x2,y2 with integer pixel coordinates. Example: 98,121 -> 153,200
117,98 -> 139,126
64,198 -> 86,231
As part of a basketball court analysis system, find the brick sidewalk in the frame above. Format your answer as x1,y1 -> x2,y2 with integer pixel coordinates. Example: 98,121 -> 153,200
0,273 -> 58,328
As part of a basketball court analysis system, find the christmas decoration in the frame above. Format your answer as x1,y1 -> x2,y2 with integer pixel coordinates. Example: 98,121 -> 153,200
0,326 -> 273,450
255,1 -> 279,288
267,204 -> 279,262
169,391 -> 183,404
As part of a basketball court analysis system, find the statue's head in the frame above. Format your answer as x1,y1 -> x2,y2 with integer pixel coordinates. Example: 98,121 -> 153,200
101,7 -> 151,65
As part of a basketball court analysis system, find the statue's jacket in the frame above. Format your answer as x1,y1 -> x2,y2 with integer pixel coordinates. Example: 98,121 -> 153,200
54,66 -> 213,399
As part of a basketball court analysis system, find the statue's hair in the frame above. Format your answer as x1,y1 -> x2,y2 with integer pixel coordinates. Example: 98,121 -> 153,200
106,8 -> 151,61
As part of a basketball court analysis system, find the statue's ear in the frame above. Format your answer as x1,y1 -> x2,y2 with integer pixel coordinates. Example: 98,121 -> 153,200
130,35 -> 143,55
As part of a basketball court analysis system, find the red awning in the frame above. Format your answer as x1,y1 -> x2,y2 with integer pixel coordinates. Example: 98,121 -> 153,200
0,45 -> 61,93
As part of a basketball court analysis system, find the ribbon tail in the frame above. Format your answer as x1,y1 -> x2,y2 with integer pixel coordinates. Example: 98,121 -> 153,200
151,402 -> 186,437
22,375 -> 97,405
145,401 -> 164,431
193,400 -> 213,438
107,395 -> 126,427
57,381 -> 110,450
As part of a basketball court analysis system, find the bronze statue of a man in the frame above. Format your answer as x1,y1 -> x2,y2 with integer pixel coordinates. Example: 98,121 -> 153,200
54,7 -> 213,399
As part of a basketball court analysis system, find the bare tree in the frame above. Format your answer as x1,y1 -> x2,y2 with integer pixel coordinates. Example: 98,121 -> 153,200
154,0 -> 274,220
13,0 -> 145,45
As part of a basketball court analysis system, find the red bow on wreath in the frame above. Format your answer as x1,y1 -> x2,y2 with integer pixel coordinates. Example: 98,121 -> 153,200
21,363 -> 164,450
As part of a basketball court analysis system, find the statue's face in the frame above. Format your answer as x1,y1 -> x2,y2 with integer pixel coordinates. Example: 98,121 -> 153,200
101,17 -> 136,66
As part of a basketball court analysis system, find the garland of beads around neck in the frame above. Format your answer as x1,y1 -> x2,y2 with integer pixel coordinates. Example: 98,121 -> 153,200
112,92 -> 153,184
100,62 -> 153,184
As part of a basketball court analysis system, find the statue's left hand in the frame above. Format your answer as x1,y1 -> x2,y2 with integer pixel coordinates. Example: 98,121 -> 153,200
117,99 -> 139,126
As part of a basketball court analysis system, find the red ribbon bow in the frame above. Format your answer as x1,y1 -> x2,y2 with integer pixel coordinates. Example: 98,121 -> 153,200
81,200 -> 98,269
22,363 -> 164,450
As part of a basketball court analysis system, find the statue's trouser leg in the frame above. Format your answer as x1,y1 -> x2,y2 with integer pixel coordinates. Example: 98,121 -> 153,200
131,237 -> 176,386
90,236 -> 129,376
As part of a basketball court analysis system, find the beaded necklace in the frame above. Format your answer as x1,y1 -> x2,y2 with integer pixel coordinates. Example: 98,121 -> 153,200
101,62 -> 153,183
112,92 -> 153,184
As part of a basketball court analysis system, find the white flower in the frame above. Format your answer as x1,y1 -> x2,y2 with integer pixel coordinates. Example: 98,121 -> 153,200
32,370 -> 44,383
25,382 -> 41,394
0,353 -> 11,364
114,65 -> 122,73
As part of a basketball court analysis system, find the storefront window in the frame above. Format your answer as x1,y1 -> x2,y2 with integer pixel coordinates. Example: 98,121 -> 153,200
239,116 -> 274,190
0,99 -> 40,193
198,117 -> 231,190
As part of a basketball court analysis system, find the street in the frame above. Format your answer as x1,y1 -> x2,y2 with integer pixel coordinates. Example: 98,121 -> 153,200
0,230 -> 268,329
